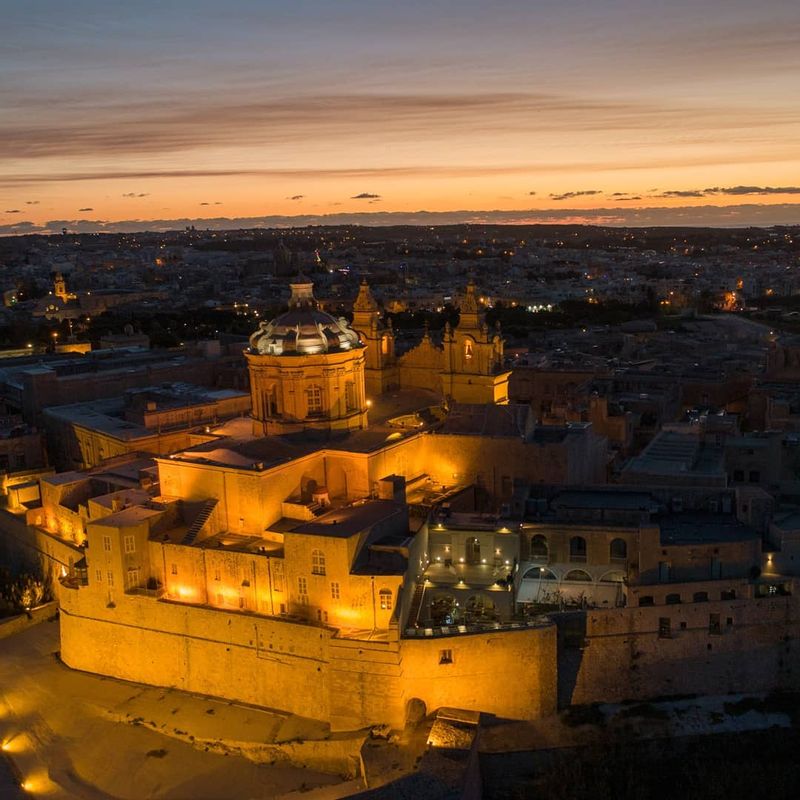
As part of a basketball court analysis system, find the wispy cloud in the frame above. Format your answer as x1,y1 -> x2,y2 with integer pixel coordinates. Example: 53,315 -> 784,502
653,185 -> 800,198
550,190 -> 602,201
78,207 -> 93,211
287,194 -> 304,201
351,192 -> 381,199
122,191 -> 149,197
4,209 -> 20,213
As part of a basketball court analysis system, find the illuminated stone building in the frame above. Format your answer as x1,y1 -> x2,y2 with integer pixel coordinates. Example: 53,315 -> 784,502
246,277 -> 368,435
8,274 -> 617,730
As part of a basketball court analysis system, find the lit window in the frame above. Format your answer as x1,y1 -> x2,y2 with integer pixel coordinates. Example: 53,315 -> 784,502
331,581 -> 340,600
123,535 -> 135,554
311,549 -> 326,576
379,588 -> 393,611
439,649 -> 453,664
103,536 -> 112,552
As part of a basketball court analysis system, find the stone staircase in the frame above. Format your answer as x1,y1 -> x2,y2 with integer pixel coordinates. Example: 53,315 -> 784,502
181,498 -> 218,545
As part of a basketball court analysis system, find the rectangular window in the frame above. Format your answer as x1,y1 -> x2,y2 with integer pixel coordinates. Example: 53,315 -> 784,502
107,571 -> 115,587
298,576 -> 308,595
103,536 -> 112,552
95,569 -> 102,583
330,581 -> 340,600
439,649 -> 453,664
380,590 -> 393,611
658,617 -> 671,639
126,568 -> 139,589
171,563 -> 177,575
709,613 -> 721,635
123,535 -> 135,554
749,470 -> 760,483
345,381 -> 356,412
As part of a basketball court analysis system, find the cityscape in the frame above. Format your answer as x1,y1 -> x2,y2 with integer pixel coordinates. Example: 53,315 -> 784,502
2,2 -> 800,799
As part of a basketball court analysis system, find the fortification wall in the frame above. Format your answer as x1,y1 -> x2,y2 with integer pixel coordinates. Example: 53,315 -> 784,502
59,585 -> 558,730
565,596 -> 800,705
60,591 -> 333,719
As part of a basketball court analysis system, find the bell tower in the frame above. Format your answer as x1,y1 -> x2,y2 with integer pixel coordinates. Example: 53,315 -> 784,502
351,279 -> 398,395
442,279 -> 511,404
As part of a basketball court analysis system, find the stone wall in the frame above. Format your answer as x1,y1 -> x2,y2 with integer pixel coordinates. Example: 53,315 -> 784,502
562,594 -> 800,705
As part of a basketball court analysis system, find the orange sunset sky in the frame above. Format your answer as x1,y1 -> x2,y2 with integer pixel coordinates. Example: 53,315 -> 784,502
2,0 -> 800,231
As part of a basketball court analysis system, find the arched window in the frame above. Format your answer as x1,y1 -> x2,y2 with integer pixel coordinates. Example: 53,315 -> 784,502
306,385 -> 323,417
639,595 -> 654,606
563,569 -> 592,582
263,385 -> 278,418
530,534 -> 548,562
693,591 -> 709,603
569,536 -> 587,563
311,549 -> 326,576
464,340 -> 473,361
379,588 -> 393,611
666,593 -> 682,604
610,538 -> 627,562
523,567 -> 557,581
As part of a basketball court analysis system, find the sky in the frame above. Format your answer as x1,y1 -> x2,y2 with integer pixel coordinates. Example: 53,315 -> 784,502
2,0 -> 800,232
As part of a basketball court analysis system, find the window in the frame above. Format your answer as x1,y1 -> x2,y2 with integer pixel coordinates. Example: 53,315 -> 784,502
330,581 -> 340,600
125,568 -> 139,590
107,571 -> 115,587
721,589 -> 737,601
123,535 -> 135,554
298,576 -> 308,595
709,613 -> 721,635
306,385 -> 323,417
666,593 -> 682,605
464,340 -> 473,361
345,381 -> 356,412
726,616 -> 733,627
263,385 -> 278,418
311,549 -> 326,576
530,534 -> 548,561
733,469 -> 744,482
610,538 -> 627,562
639,595 -> 654,607
749,470 -> 760,483
103,536 -> 112,552
569,536 -> 587,563
693,591 -> 709,603
379,589 -> 393,611
439,649 -> 453,664
171,563 -> 177,576
466,537 -> 481,565
658,617 -> 671,639
95,569 -> 102,583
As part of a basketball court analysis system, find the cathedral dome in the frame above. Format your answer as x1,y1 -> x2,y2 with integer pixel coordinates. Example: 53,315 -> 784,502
248,278 -> 361,356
